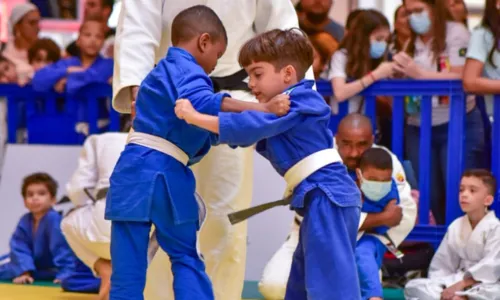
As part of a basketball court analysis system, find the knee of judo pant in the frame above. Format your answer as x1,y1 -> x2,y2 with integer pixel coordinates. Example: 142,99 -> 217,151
258,280 -> 286,300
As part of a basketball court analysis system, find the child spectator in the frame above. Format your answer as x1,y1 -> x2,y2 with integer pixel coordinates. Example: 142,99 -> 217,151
355,148 -> 400,300
405,169 -> 500,300
0,173 -> 76,284
31,18 -> 113,135
328,9 -> 394,113
32,17 -> 112,95
0,55 -> 18,83
28,38 -> 62,72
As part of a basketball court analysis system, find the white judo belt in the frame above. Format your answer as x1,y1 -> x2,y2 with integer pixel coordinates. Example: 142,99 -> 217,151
228,148 -> 343,225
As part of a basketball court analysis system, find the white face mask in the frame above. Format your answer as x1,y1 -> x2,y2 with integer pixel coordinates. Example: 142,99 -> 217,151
360,175 -> 392,201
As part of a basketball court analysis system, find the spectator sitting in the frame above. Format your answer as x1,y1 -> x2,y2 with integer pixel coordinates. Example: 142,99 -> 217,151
0,173 -> 76,284
28,38 -> 62,72
2,3 -> 41,86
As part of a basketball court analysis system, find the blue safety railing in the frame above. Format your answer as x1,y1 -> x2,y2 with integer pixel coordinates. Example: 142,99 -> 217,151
0,83 -> 119,144
317,79 -> 500,243
1,80 -> 499,244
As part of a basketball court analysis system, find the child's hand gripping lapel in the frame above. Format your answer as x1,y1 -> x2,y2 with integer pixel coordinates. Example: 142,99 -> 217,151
264,94 -> 291,116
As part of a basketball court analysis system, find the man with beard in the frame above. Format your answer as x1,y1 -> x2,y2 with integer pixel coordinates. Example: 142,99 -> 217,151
259,113 -> 417,299
296,0 -> 344,44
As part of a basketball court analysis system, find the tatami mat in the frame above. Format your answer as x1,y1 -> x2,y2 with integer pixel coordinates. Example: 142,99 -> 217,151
0,281 -> 405,299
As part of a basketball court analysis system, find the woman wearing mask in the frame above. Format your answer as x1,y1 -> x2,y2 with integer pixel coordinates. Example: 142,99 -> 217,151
463,0 -> 500,99
393,0 -> 486,225
328,9 -> 394,113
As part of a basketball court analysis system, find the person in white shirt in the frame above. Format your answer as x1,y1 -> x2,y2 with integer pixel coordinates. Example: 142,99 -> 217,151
112,1 -> 312,299
61,121 -> 129,300
258,113 -> 417,299
393,0 -> 486,225
405,169 -> 500,300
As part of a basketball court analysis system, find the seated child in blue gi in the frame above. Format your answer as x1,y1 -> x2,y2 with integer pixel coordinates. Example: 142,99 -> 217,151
175,28 -> 363,300
105,6 -> 290,300
355,148 -> 400,300
0,173 -> 77,284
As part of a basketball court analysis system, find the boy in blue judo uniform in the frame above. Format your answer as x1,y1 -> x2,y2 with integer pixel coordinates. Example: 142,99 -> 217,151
175,28 -> 363,300
32,18 -> 113,95
0,173 -> 77,284
32,17 -> 113,134
355,148 -> 400,300
105,6 -> 290,300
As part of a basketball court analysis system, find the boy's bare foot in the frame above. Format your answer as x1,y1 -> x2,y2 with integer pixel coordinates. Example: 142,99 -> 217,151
369,297 -> 383,300
94,258 -> 112,300
452,296 -> 468,300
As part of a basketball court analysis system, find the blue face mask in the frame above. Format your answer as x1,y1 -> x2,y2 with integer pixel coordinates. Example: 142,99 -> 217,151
409,10 -> 431,35
359,174 -> 392,201
370,41 -> 387,59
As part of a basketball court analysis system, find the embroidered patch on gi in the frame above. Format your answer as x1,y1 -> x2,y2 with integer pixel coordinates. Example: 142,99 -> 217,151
396,172 -> 405,183
458,47 -> 467,57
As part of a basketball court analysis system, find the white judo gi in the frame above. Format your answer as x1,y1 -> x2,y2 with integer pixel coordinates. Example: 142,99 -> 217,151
405,211 -> 500,300
112,1 -> 311,299
258,144 -> 417,299
61,132 -> 127,271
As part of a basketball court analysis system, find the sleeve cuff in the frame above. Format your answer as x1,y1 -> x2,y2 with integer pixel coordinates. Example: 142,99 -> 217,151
218,112 -> 236,144
211,92 -> 230,116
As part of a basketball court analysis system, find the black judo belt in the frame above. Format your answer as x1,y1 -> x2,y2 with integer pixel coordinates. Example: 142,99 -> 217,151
83,187 -> 109,203
228,196 -> 292,225
210,69 -> 251,93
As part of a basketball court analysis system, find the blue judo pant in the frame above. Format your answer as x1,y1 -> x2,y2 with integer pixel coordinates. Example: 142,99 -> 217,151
61,259 -> 101,294
355,235 -> 387,300
109,179 -> 213,300
285,189 -> 362,300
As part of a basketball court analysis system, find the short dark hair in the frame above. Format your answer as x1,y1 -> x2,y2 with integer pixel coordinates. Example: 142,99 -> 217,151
462,169 -> 497,196
79,16 -> 105,34
171,5 -> 227,46
22,172 -> 58,198
102,0 -> 114,9
359,148 -> 393,171
238,28 -> 313,80
28,38 -> 61,64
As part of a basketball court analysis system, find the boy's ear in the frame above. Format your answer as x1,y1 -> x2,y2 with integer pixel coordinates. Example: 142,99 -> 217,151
356,168 -> 362,181
283,65 -> 295,84
198,33 -> 211,53
484,195 -> 494,207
